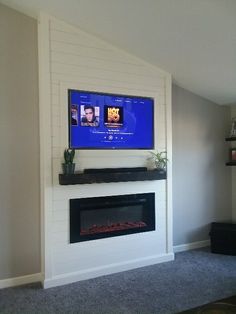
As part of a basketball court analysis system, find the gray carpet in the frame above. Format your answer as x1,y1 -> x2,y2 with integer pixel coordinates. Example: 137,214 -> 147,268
0,248 -> 236,314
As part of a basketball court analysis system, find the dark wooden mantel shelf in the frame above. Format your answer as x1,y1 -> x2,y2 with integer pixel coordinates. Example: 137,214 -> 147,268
59,169 -> 166,185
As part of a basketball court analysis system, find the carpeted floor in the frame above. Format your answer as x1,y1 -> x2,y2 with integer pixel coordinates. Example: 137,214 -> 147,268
0,248 -> 236,314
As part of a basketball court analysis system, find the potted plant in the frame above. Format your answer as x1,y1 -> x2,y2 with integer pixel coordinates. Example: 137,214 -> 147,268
149,150 -> 168,173
62,148 -> 75,174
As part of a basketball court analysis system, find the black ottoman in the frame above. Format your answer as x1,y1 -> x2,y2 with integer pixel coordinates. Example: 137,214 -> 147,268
209,222 -> 236,255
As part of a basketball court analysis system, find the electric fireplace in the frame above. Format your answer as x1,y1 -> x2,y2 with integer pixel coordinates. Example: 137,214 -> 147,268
70,193 -> 155,243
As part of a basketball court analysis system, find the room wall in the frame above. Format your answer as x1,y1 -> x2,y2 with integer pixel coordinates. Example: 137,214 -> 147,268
1,3 -> 233,285
39,14 -> 172,287
172,84 -> 232,246
0,4 -> 40,279
231,105 -> 236,221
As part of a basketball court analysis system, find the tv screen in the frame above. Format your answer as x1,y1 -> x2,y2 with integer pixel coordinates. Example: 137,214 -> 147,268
68,89 -> 154,150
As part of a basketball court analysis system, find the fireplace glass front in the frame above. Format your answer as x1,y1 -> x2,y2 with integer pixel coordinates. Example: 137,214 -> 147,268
70,193 -> 155,243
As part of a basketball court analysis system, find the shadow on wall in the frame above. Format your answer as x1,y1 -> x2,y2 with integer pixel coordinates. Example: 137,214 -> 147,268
0,3 -> 40,279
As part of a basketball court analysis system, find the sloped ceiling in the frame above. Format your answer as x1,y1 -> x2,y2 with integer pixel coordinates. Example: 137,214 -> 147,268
1,0 -> 236,105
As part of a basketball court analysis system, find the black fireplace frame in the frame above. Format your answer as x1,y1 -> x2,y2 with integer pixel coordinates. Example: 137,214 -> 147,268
70,193 -> 155,243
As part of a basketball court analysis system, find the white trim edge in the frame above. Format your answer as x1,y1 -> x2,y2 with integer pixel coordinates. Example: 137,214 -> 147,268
0,273 -> 42,289
0,243 -> 209,289
173,240 -> 210,253
43,253 -> 174,289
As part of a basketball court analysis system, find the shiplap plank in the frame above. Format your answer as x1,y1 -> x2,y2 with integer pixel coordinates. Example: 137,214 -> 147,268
50,59 -> 164,84
52,115 -> 60,127
51,29 -> 116,52
50,31 -> 165,78
51,93 -> 59,105
51,40 -> 143,66
52,231 -> 69,245
51,73 -> 164,95
52,182 -> 162,201
50,19 -> 168,77
52,221 -> 68,233
52,136 -> 60,148
51,83 -> 59,95
53,199 -> 69,211
52,125 -> 60,137
51,75 -> 164,98
50,58 -> 165,90
52,146 -> 61,158
52,104 -> 60,118
53,209 -> 68,222
52,229 -> 165,265
53,77 -> 165,99
51,46 -> 147,69
51,53 -> 164,89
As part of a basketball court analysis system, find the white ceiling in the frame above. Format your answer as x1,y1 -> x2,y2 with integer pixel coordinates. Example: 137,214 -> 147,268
1,0 -> 236,105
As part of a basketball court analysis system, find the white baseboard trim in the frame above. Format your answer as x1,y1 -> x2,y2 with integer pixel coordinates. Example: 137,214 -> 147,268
173,240 -> 210,253
0,242 -> 209,290
0,273 -> 42,289
43,253 -> 175,289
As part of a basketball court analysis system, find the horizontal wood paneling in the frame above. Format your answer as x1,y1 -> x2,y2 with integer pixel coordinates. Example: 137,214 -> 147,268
46,16 -> 170,279
51,40 -> 144,66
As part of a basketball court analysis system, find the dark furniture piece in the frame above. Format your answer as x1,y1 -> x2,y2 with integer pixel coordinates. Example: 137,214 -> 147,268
209,222 -> 236,255
225,137 -> 236,166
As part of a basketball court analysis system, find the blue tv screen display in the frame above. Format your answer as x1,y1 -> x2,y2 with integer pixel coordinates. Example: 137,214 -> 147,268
69,89 -> 154,149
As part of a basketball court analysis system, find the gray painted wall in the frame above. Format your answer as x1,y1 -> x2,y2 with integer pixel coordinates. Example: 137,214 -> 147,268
231,105 -> 236,221
0,4 -> 40,279
0,3 -> 233,279
172,84 -> 232,246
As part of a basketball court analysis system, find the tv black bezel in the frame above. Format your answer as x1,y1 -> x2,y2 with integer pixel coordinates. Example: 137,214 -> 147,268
68,89 -> 155,150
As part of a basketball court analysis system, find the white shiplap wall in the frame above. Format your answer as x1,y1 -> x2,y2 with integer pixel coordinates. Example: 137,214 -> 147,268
39,14 -> 173,288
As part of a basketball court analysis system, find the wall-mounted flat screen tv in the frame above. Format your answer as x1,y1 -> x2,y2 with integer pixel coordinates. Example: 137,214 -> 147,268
68,89 -> 154,150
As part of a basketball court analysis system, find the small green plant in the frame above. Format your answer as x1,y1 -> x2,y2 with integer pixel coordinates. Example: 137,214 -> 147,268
149,150 -> 168,170
64,148 -> 75,164
62,148 -> 76,174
